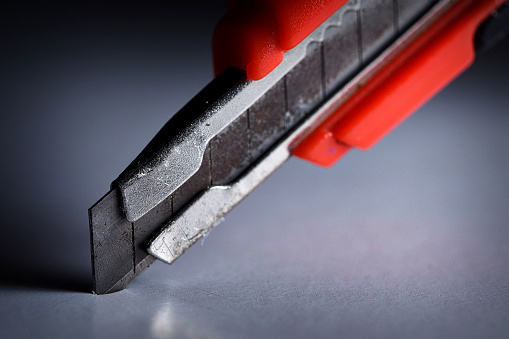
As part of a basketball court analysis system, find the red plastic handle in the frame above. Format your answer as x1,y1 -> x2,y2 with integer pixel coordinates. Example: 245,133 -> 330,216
213,0 -> 348,80
293,0 -> 506,167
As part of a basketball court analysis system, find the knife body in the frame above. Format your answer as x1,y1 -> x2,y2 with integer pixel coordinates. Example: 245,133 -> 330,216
89,0 -> 507,294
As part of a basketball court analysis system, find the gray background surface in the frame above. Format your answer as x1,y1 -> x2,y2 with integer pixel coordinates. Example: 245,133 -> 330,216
1,2 -> 508,338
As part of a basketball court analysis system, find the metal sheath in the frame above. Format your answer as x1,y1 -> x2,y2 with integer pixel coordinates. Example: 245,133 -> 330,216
210,112 -> 250,186
360,0 -> 396,63
323,9 -> 361,95
89,189 -> 134,295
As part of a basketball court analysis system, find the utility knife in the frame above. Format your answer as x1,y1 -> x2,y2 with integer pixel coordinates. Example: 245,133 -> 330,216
89,0 -> 509,294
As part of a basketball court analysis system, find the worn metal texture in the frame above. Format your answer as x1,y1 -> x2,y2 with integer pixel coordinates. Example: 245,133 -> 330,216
116,68 -> 247,222
397,0 -> 438,31
173,145 -> 212,213
286,41 -> 325,124
89,189 -> 134,295
149,150 -> 291,264
133,194 -> 173,267
249,79 -> 287,161
360,0 -> 396,63
210,112 -> 250,185
323,9 -> 361,96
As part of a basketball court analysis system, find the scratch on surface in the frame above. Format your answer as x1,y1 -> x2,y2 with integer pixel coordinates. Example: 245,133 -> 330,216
162,237 -> 176,258
177,223 -> 191,243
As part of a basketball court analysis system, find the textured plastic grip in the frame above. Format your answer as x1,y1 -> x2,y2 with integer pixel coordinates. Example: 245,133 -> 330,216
213,0 -> 349,80
293,0 -> 507,167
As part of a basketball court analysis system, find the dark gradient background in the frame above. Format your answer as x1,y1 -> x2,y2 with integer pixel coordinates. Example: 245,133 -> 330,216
1,1 -> 508,338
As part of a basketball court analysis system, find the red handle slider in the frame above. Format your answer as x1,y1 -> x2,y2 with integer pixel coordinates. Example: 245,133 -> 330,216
213,0 -> 349,80
293,0 -> 507,167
